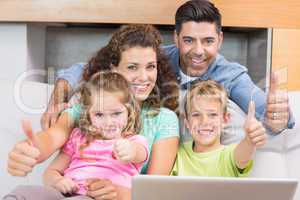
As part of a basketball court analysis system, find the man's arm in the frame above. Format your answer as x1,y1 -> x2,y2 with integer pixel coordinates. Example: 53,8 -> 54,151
41,63 -> 86,130
41,79 -> 72,130
230,72 -> 294,134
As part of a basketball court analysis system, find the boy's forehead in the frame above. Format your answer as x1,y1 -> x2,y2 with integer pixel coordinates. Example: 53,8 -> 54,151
189,94 -> 222,108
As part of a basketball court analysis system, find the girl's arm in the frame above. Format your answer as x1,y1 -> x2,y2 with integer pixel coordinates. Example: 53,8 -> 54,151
146,137 -> 179,175
43,151 -> 72,187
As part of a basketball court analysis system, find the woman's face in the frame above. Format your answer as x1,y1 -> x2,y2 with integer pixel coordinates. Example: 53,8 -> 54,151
113,46 -> 158,103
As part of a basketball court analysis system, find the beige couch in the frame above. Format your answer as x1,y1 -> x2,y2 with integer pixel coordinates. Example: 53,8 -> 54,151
0,79 -> 299,199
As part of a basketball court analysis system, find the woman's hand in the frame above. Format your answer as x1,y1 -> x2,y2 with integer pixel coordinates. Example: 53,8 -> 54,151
7,120 -> 40,176
53,177 -> 78,194
86,178 -> 117,200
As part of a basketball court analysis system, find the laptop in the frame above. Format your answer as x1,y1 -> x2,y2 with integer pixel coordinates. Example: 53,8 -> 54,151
132,175 -> 298,200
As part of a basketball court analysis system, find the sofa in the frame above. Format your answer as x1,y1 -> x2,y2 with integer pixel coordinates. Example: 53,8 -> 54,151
1,78 -> 299,199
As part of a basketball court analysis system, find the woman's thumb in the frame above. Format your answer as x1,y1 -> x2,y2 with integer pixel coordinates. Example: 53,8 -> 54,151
21,119 -> 39,148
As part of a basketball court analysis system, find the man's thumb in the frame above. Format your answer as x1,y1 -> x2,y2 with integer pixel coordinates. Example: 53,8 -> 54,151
247,100 -> 256,121
269,71 -> 279,94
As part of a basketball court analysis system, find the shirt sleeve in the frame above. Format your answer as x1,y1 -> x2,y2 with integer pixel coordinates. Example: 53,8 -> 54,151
155,108 -> 180,141
227,144 -> 253,177
129,135 -> 149,171
62,128 -> 81,156
62,104 -> 82,122
56,63 -> 86,89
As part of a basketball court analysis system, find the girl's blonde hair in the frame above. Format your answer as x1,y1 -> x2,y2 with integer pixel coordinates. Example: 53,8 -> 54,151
78,71 -> 140,144
184,80 -> 228,117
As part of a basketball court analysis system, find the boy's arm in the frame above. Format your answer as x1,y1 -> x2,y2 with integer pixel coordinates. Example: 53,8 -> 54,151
234,101 -> 267,169
43,151 -> 72,187
41,63 -> 86,130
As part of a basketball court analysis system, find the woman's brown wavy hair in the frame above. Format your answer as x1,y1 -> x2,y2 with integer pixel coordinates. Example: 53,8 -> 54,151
83,24 -> 179,115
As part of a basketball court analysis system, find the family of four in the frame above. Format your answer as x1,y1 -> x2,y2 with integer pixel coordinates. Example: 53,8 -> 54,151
4,0 -> 294,200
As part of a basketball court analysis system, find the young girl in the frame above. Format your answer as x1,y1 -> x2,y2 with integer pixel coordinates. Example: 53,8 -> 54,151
4,72 -> 148,200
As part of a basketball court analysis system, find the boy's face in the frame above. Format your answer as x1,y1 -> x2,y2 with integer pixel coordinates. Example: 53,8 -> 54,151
174,21 -> 223,77
185,95 -> 228,151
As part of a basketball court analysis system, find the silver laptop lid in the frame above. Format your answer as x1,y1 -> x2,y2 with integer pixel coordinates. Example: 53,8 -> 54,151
132,175 -> 298,200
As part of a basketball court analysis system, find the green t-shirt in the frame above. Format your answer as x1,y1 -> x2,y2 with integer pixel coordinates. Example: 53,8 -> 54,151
64,104 -> 179,173
171,141 -> 253,177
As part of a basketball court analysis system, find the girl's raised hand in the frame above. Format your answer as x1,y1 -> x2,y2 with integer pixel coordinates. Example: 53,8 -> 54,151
113,139 -> 136,163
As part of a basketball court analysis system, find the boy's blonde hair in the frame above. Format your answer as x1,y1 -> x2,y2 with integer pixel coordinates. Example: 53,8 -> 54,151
79,71 -> 140,141
184,80 -> 228,117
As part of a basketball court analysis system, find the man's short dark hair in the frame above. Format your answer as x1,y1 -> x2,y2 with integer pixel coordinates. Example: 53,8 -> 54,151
175,0 -> 222,34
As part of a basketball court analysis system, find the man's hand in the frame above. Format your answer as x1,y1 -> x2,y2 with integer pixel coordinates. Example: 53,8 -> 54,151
41,79 -> 72,130
86,178 -> 117,200
266,72 -> 289,133
244,101 -> 267,148
7,120 -> 40,176
41,103 -> 70,130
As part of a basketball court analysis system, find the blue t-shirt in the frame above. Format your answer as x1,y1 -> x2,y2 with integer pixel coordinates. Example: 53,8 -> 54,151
64,104 -> 179,173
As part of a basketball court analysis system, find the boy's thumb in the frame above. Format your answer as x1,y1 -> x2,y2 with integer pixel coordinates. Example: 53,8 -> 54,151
22,119 -> 39,148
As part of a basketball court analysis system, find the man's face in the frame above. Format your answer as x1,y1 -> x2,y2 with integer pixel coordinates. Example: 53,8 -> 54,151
174,21 -> 223,77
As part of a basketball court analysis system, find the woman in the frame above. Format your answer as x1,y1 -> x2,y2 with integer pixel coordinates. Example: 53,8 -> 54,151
7,25 -> 179,200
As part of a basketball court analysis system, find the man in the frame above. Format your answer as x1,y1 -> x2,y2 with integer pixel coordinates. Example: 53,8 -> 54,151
42,0 -> 294,138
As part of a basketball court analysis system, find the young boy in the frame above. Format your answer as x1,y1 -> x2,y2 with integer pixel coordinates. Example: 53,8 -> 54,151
171,80 -> 267,177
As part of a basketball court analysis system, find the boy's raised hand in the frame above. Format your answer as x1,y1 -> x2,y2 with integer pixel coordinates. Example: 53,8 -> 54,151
266,72 -> 289,133
113,139 -> 136,163
244,101 -> 267,148
7,120 -> 41,176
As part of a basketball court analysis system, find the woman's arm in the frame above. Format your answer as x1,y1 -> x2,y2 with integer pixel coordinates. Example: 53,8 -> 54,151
7,112 -> 75,176
146,137 -> 179,175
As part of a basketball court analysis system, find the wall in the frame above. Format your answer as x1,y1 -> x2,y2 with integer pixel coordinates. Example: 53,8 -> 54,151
272,28 -> 300,91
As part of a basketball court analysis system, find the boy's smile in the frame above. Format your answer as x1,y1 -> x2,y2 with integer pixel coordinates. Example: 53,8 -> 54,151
185,95 -> 229,152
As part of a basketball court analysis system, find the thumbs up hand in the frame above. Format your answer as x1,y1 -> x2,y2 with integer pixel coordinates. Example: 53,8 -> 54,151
7,120 -> 41,176
244,101 -> 267,148
266,72 -> 289,133
113,139 -> 136,163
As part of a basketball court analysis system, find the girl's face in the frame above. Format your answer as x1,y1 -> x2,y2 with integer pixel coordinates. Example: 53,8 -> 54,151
89,90 -> 128,140
113,46 -> 158,104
